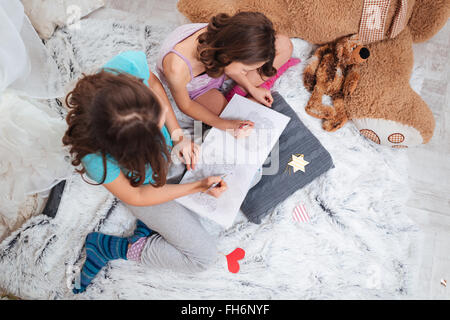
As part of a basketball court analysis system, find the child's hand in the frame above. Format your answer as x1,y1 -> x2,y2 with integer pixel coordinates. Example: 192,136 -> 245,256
223,120 -> 254,138
249,87 -> 273,107
172,136 -> 200,171
201,176 -> 228,198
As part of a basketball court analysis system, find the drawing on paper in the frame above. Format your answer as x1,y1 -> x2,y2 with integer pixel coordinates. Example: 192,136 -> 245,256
175,95 -> 291,228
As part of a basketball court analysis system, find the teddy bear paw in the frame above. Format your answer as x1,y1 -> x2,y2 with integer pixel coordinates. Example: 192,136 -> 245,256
305,104 -> 336,120
353,118 -> 424,148
360,129 -> 408,148
322,118 -> 347,132
343,82 -> 358,96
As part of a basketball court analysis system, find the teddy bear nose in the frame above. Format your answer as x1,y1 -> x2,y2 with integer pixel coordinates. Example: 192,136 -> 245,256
359,47 -> 370,59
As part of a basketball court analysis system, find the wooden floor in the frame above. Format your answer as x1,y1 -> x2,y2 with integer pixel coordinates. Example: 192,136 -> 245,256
96,0 -> 450,299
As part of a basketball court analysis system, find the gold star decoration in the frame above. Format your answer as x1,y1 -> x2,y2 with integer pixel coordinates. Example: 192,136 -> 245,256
286,154 -> 309,174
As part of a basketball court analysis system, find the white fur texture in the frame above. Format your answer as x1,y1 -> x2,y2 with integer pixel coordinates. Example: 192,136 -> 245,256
0,18 -> 423,299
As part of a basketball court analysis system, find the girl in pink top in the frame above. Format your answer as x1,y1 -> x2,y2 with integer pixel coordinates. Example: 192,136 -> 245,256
157,11 -> 299,137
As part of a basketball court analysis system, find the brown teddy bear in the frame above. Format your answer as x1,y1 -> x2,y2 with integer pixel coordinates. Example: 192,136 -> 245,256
177,0 -> 450,147
304,34 -> 371,132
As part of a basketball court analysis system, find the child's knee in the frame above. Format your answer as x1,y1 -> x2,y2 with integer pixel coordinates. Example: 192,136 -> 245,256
188,240 -> 218,272
276,34 -> 294,58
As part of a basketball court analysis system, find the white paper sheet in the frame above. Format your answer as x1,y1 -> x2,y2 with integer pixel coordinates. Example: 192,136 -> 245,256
175,95 -> 291,228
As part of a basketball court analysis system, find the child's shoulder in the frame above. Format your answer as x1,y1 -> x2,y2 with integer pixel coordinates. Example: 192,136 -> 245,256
163,52 -> 190,73
82,153 -> 121,184
103,51 -> 150,84
161,53 -> 192,86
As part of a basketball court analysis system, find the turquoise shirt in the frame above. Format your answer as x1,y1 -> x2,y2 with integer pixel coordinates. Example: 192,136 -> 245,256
82,51 -> 173,185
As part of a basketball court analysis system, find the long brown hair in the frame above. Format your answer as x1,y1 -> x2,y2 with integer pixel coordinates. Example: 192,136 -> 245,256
62,70 -> 170,187
197,11 -> 277,78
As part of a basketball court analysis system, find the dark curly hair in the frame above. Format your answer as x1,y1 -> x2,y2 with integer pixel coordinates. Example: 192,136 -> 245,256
197,11 -> 277,78
62,70 -> 170,187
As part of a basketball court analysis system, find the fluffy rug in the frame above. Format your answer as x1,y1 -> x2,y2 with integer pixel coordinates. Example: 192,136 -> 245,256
0,17 -> 423,299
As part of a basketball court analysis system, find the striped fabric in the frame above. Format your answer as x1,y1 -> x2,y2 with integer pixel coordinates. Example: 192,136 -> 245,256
359,0 -> 408,44
128,219 -> 153,244
359,0 -> 392,44
73,220 -> 153,294
292,204 -> 310,223
389,0 -> 408,38
73,232 -> 128,294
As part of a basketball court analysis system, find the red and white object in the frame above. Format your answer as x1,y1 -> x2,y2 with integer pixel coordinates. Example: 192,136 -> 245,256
359,0 -> 409,44
292,204 -> 310,223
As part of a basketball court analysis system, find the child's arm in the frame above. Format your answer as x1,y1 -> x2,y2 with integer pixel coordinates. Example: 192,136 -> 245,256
104,171 -> 227,207
148,71 -> 182,139
148,71 -> 199,170
170,80 -> 253,133
166,73 -> 228,129
163,57 -> 252,133
225,71 -> 273,107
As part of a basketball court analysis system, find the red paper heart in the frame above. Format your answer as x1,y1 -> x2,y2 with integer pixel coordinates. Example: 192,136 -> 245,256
226,248 -> 245,273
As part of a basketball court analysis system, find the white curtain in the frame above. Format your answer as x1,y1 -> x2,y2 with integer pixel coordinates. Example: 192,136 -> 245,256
0,0 -> 63,98
0,0 -> 71,231
0,90 -> 72,235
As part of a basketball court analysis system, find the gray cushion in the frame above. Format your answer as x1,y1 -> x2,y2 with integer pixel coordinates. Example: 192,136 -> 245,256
241,92 -> 334,224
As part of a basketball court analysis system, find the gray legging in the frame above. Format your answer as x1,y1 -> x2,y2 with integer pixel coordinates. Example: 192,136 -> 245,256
125,164 -> 218,273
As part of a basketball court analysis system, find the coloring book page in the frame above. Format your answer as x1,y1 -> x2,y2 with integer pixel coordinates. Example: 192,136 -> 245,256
175,95 -> 290,228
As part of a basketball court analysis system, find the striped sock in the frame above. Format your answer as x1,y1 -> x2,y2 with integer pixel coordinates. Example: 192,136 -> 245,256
72,233 -> 127,294
72,220 -> 153,294
128,219 -> 153,244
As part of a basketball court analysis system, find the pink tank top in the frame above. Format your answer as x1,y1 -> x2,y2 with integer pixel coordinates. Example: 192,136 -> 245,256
157,23 -> 226,100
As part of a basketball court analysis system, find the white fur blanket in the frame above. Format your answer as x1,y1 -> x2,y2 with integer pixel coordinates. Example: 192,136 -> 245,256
0,17 -> 423,299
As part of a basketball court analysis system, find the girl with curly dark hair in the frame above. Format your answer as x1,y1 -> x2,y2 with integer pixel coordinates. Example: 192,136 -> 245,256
157,11 -> 299,137
64,51 -> 227,294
